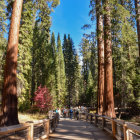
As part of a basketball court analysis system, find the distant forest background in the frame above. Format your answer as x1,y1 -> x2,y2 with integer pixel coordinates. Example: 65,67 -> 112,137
0,0 -> 139,121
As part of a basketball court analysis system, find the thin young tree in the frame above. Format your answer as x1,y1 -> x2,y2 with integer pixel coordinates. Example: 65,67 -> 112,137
135,0 -> 140,57
103,0 -> 116,118
96,0 -> 104,115
63,34 -> 76,107
57,33 -> 67,107
0,0 -> 23,126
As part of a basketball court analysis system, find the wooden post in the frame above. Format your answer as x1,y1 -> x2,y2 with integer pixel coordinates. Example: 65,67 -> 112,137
102,117 -> 105,129
112,119 -> 116,138
50,119 -> 52,133
27,123 -> 34,140
55,116 -> 57,127
86,113 -> 87,120
123,124 -> 127,140
52,118 -> 54,132
95,115 -> 97,126
53,118 -> 56,132
90,114 -> 92,124
57,114 -> 59,124
45,120 -> 50,139
86,114 -> 88,122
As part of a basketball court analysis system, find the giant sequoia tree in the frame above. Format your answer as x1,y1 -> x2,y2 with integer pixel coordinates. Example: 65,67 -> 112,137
0,0 -> 23,126
103,0 -> 116,118
96,0 -> 104,115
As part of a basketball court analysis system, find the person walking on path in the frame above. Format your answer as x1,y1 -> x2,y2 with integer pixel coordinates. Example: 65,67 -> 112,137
58,108 -> 61,118
69,108 -> 73,119
76,109 -> 79,120
56,108 -> 58,114
49,110 -> 53,119
63,108 -> 67,118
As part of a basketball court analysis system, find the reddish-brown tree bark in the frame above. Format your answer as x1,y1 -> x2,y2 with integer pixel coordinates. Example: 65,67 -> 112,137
135,0 -> 140,57
96,0 -> 104,115
103,0 -> 116,118
0,0 -> 23,126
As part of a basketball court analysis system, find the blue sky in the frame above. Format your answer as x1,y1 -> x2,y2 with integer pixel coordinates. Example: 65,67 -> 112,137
50,0 -> 94,52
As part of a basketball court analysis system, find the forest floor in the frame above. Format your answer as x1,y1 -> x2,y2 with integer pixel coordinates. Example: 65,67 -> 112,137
18,112 -> 47,123
124,116 -> 140,126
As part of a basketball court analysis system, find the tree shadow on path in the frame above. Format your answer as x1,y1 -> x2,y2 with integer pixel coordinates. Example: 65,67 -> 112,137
49,118 -> 113,140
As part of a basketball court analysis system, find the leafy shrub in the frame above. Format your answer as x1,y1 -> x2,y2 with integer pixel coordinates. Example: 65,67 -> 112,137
18,93 -> 31,112
26,105 -> 39,113
34,85 -> 53,113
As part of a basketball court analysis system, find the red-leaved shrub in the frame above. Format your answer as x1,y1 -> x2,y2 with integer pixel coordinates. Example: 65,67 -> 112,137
34,85 -> 52,112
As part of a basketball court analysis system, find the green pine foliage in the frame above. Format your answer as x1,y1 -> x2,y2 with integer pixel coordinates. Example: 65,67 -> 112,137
49,32 -> 57,107
16,0 -> 60,110
62,34 -> 80,107
31,22 -> 49,100
0,39 -> 6,103
57,33 -> 67,107
80,38 -> 90,104
110,0 -> 139,112
85,0 -> 140,117
0,0 -> 7,104
0,0 -> 7,38
18,0 -> 34,111
79,37 -> 97,107
72,54 -> 82,106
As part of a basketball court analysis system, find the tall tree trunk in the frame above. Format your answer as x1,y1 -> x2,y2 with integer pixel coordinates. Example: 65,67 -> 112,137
0,0 -> 23,126
135,0 -> 140,57
103,0 -> 116,118
96,0 -> 104,115
31,57 -> 35,105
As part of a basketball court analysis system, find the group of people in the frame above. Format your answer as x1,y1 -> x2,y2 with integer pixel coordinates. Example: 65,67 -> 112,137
49,106 -> 87,120
60,107 -> 80,120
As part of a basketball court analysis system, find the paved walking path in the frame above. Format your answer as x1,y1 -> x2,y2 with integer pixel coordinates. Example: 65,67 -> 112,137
49,118 -> 113,140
